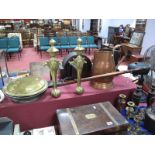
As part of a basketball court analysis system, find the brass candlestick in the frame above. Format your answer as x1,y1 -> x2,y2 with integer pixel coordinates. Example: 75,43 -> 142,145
45,39 -> 61,97
126,101 -> 135,119
70,38 -> 86,95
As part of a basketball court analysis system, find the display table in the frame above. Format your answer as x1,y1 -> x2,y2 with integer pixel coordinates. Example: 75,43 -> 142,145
0,76 -> 136,131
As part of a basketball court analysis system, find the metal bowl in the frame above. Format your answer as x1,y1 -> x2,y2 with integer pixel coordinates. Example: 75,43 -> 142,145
3,76 -> 47,97
3,76 -> 48,103
9,90 -> 47,103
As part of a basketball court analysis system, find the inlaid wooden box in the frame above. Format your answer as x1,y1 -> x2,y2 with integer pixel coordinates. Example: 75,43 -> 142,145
56,101 -> 129,135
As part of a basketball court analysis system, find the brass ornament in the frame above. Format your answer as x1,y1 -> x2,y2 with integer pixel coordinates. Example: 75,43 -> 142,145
126,101 -> 136,119
3,76 -> 48,103
85,113 -> 97,119
70,38 -> 86,95
45,39 -> 61,98
3,76 -> 47,97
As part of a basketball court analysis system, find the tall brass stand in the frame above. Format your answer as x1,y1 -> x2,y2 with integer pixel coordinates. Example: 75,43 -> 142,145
45,39 -> 61,97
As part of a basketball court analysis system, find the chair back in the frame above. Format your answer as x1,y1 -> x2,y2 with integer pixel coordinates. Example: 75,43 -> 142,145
39,37 -> 49,46
81,32 -> 88,36
56,32 -> 65,37
60,36 -> 69,45
72,31 -> 80,37
0,37 -> 8,49
87,36 -> 95,44
50,37 -> 59,45
69,36 -> 77,45
8,37 -> 20,48
66,32 -> 71,36
81,36 -> 88,45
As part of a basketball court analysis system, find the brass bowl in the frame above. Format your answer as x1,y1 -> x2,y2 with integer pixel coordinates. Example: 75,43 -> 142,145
3,76 -> 47,97
6,90 -> 47,103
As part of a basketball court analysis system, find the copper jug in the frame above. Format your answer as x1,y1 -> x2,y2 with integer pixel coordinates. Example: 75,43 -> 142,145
91,49 -> 115,89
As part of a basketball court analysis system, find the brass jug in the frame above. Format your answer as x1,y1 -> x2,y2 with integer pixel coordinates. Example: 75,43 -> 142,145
91,49 -> 115,89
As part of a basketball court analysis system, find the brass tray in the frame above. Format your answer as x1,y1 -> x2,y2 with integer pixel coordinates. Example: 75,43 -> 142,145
5,80 -> 48,98
3,76 -> 47,97
5,89 -> 47,103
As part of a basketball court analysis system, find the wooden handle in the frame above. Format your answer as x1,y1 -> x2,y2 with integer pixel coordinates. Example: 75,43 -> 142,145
48,67 -> 150,87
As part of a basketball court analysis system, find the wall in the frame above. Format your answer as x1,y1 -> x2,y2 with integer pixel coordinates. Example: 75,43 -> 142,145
79,19 -> 91,32
74,19 -> 80,30
98,19 -> 111,38
83,19 -> 91,32
141,19 -> 155,55
98,19 -> 136,38
110,19 -> 136,27
80,19 -> 155,56
78,19 -> 136,37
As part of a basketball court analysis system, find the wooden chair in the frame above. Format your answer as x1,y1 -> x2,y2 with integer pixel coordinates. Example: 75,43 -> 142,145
114,32 -> 145,65
121,31 -> 145,55
56,31 -> 65,37
66,31 -> 72,36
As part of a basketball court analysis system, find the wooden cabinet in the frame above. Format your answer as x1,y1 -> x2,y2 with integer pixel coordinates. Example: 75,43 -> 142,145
90,19 -> 98,35
108,26 -> 119,44
135,19 -> 147,32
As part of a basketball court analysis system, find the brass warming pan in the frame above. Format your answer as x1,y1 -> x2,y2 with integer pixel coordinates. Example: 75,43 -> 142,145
3,76 -> 48,103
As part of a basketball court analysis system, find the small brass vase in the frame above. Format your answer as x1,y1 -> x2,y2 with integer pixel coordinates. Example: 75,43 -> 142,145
45,39 -> 61,98
134,115 -> 143,132
117,94 -> 127,112
126,101 -> 135,119
70,38 -> 86,95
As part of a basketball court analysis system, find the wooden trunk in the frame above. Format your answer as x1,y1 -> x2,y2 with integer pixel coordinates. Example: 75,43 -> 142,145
56,101 -> 129,135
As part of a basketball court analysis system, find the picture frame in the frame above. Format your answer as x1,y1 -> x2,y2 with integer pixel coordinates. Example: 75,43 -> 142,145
129,31 -> 145,46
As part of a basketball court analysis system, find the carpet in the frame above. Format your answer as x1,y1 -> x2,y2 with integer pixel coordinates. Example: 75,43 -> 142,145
6,48 -> 94,73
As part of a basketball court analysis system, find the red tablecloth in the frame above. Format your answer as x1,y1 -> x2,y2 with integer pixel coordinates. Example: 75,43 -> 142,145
0,76 -> 136,131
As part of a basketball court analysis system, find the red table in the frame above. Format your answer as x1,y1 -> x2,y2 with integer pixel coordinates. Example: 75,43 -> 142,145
0,76 -> 136,131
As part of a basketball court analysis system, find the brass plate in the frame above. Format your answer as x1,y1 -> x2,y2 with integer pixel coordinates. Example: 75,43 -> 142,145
4,76 -> 47,97
85,113 -> 97,119
5,80 -> 48,99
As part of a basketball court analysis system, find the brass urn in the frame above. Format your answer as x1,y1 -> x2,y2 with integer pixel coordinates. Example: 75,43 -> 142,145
69,38 -> 86,95
45,39 -> 61,97
91,49 -> 115,89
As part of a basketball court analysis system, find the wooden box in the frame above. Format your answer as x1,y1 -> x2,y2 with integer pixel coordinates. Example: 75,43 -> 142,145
56,101 -> 129,135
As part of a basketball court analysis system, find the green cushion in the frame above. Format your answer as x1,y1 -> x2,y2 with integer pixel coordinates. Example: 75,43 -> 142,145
89,44 -> 97,48
8,37 -> 20,48
60,45 -> 70,49
39,46 -> 50,51
39,37 -> 49,46
69,45 -> 77,48
82,45 -> 89,48
7,48 -> 20,53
